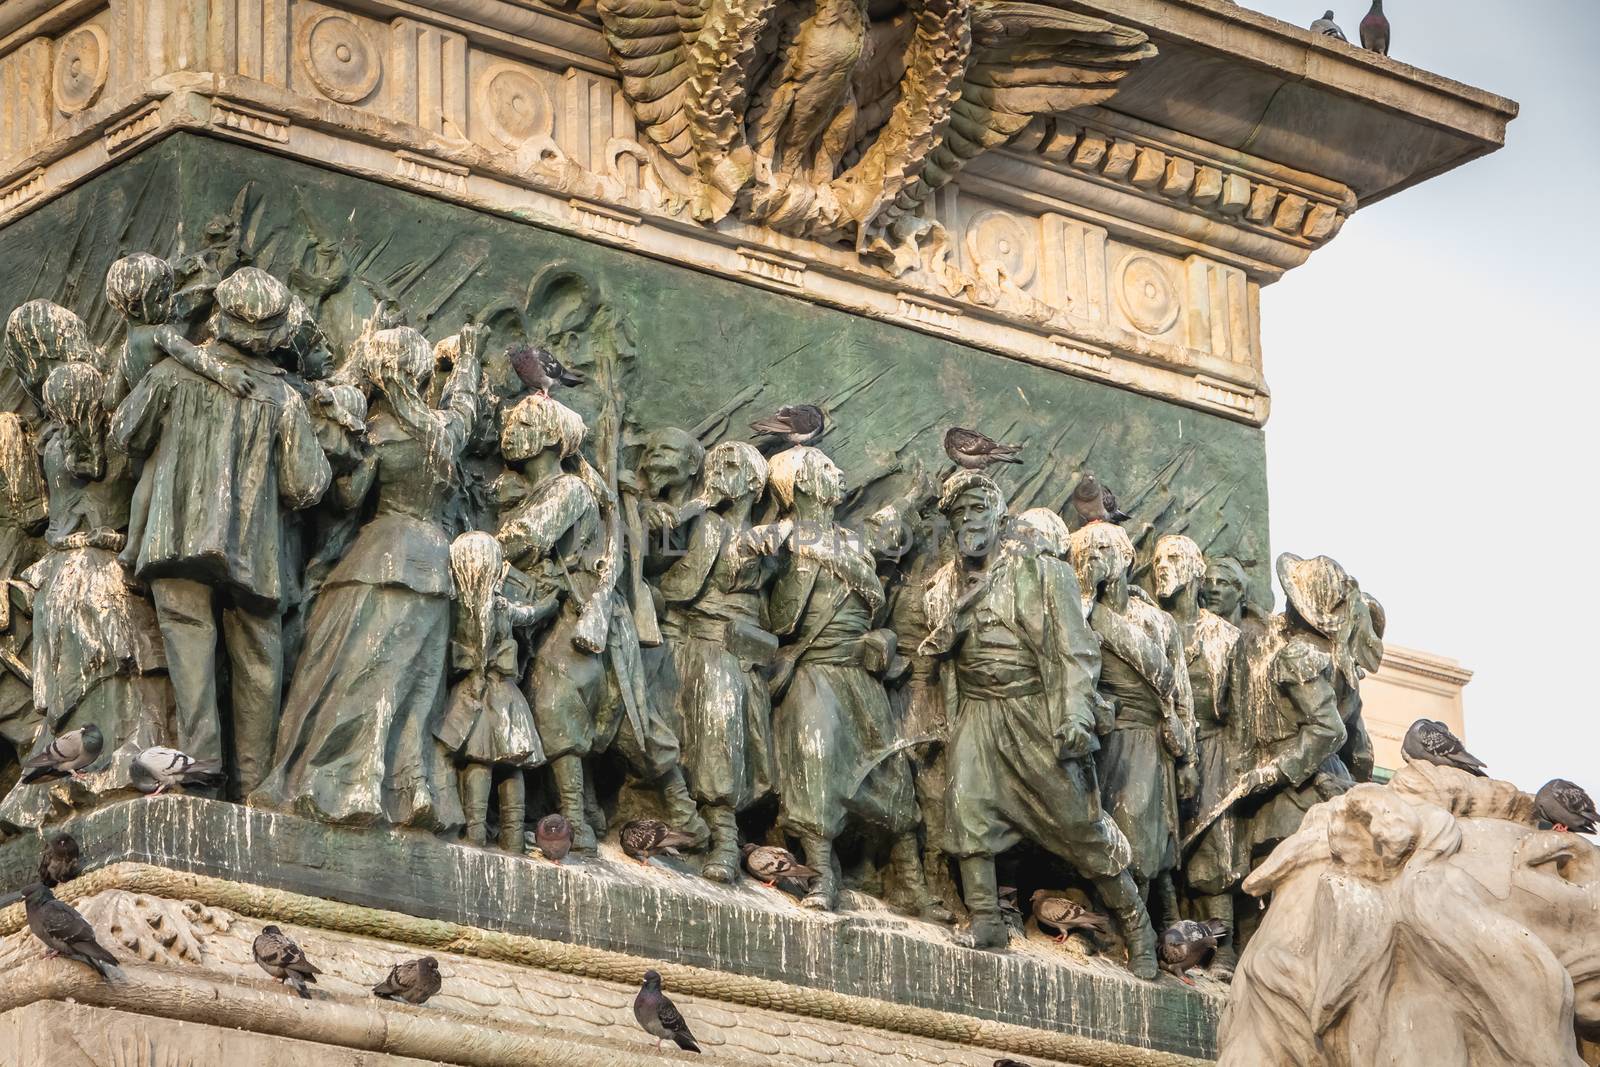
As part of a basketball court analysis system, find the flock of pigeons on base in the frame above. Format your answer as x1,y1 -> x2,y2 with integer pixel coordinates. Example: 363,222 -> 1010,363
17,725 -> 1594,1059
1312,0 -> 1391,55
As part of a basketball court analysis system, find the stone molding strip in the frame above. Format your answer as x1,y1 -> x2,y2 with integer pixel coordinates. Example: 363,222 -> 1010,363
0,862 -> 1212,1067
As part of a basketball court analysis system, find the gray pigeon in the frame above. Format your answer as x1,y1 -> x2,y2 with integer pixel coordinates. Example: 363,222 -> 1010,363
24,883 -> 116,979
1160,918 -> 1229,984
1359,0 -> 1389,54
740,843 -> 819,891
535,813 -> 573,864
995,1061 -> 1039,1067
509,343 -> 584,397
373,955 -> 443,1005
634,969 -> 700,1053
1030,890 -> 1112,943
1311,9 -> 1347,39
38,832 -> 80,888
1401,719 -> 1487,776
619,819 -> 696,864
131,746 -> 227,795
1535,779 -> 1599,835
253,924 -> 321,998
750,404 -> 825,446
21,724 -> 103,782
1070,472 -> 1130,527
943,426 -> 1023,470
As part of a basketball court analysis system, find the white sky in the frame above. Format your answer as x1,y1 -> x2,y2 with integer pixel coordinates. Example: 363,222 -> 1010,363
1239,0 -> 1600,789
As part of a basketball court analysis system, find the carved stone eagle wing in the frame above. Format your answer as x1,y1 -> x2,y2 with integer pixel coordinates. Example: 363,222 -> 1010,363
598,0 -> 780,220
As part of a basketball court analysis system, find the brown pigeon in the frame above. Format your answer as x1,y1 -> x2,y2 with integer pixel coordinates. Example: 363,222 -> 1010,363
38,832 -> 80,888
373,956 -> 443,1005
619,819 -> 697,864
740,843 -> 819,891
1030,890 -> 1113,943
536,813 -> 574,863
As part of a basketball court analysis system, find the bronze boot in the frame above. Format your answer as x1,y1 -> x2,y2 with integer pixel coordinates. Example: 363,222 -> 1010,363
498,772 -> 527,854
1096,870 -> 1159,980
1198,892 -> 1237,980
957,856 -> 1008,950
658,768 -> 711,850
889,834 -> 955,923
551,755 -> 597,852
798,834 -> 839,911
701,804 -> 740,883
461,763 -> 492,848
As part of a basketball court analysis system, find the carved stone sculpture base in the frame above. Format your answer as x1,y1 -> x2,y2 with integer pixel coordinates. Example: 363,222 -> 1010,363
0,797 -> 1221,1062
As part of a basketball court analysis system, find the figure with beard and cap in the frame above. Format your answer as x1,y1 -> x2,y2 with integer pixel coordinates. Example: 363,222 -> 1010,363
656,441 -> 776,882
920,471 -> 1158,978
742,446 -> 948,921
626,426 -> 706,693
491,397 -> 706,854
1152,534 -> 1242,978
1069,521 -> 1195,934
1234,553 -> 1353,875
111,268 -> 331,796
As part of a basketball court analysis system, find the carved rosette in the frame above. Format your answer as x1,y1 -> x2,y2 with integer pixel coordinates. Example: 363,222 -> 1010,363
298,12 -> 382,105
53,25 -> 109,115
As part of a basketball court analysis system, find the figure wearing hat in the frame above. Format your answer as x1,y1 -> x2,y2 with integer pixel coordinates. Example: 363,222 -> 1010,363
1233,553 -> 1355,870
921,471 -> 1159,978
111,268 -> 332,796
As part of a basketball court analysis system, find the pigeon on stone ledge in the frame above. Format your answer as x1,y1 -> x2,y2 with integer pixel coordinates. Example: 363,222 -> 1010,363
1160,918 -> 1230,984
536,813 -> 574,864
1359,0 -> 1389,54
38,832 -> 80,888
750,404 -> 825,447
620,819 -> 697,865
253,924 -> 322,998
1030,890 -> 1112,943
1311,10 -> 1347,40
132,746 -> 227,795
740,843 -> 819,891
373,956 -> 443,1005
21,724 -> 103,783
635,969 -> 700,1053
943,426 -> 1023,470
1070,472 -> 1131,527
1402,719 -> 1487,776
1535,779 -> 1599,835
994,1060 -> 1039,1067
24,883 -> 116,979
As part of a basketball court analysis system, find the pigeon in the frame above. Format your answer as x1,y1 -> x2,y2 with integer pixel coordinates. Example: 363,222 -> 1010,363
995,1061 -> 1040,1067
23,882 -> 116,979
1359,0 -> 1389,54
1311,9 -> 1347,40
373,955 -> 443,1005
1535,779 -> 1599,835
1401,719 -> 1487,776
20,724 -> 104,782
508,343 -> 584,397
943,426 -> 1023,470
253,924 -> 322,998
634,969 -> 700,1053
535,813 -> 574,864
619,819 -> 697,864
740,843 -> 819,891
1030,890 -> 1113,943
749,404 -> 825,446
38,832 -> 80,888
1160,918 -> 1230,984
131,746 -> 227,795
1070,472 -> 1130,527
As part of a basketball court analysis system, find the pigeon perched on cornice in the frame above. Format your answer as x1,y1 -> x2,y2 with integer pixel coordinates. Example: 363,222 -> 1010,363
37,832 -> 80,888
634,969 -> 701,1053
740,843 -> 819,891
943,426 -> 1023,470
750,404 -> 825,446
1070,472 -> 1131,527
253,925 -> 322,998
1401,719 -> 1487,776
24,883 -> 116,979
132,746 -> 227,795
21,724 -> 103,783
509,343 -> 584,398
619,819 -> 697,864
373,956 -> 443,1005
1311,10 -> 1347,40
1359,0 -> 1390,54
1535,779 -> 1599,835
535,813 -> 574,864
1030,890 -> 1112,943
1159,918 -> 1229,984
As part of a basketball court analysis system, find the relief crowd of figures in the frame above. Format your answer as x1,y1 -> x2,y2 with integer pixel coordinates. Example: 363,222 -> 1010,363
0,252 -> 1392,984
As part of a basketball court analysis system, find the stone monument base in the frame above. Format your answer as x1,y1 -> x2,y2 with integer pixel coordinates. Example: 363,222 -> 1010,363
0,797 -> 1220,1065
